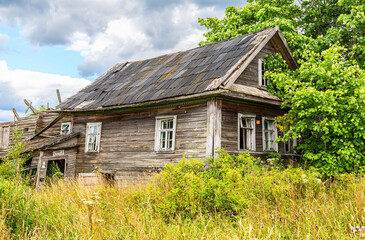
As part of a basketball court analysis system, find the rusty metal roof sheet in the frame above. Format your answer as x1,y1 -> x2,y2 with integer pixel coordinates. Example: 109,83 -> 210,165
58,28 -> 271,110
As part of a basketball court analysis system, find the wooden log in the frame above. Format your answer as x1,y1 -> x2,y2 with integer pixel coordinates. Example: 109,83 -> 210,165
35,151 -> 44,189
12,108 -> 20,121
56,89 -> 62,104
24,99 -> 37,114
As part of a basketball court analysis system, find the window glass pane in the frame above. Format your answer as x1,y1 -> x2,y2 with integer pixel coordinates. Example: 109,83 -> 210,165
246,129 -> 251,149
242,119 -> 247,128
91,125 -> 98,134
248,119 -> 253,129
160,131 -> 166,141
168,120 -> 173,129
161,121 -> 167,129
168,140 -> 173,149
242,129 -> 247,148
268,121 -> 274,130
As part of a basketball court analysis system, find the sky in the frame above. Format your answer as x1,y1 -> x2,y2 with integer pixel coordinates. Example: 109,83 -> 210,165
0,0 -> 246,122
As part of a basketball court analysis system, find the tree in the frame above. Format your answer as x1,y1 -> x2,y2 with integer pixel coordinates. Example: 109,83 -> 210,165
268,46 -> 365,175
199,0 -> 365,174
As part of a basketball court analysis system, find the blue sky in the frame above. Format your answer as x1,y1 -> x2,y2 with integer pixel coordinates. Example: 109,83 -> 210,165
0,26 -> 85,79
0,0 -> 245,121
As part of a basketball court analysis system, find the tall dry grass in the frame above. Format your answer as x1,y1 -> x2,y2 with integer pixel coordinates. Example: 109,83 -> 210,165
0,158 -> 364,239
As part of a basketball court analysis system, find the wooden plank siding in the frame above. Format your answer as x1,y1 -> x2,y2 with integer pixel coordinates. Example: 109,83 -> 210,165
72,102 -> 208,182
221,100 -> 286,155
31,148 -> 78,179
235,41 -> 275,88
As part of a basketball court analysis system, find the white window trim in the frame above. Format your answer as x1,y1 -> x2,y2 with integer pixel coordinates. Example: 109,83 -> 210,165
262,117 -> 278,152
60,122 -> 72,135
85,122 -> 102,153
238,113 -> 256,151
155,116 -> 177,152
258,58 -> 267,87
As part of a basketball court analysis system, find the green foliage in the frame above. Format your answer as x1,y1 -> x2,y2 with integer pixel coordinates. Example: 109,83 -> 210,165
0,127 -> 30,180
0,153 -> 364,238
199,0 -> 365,174
198,0 -> 309,60
269,45 -> 365,175
46,161 -> 64,179
199,0 -> 364,67
148,150 -> 323,218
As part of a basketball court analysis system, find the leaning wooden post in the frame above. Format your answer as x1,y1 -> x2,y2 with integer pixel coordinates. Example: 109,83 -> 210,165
56,89 -> 62,104
12,108 -> 20,121
24,99 -> 38,114
35,151 -> 44,189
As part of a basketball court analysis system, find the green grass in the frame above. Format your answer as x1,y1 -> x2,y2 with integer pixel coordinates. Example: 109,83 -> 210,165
0,152 -> 365,239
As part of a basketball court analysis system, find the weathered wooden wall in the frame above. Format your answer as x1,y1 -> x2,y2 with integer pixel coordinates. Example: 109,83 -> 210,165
30,147 -> 78,180
235,41 -> 275,87
221,100 -> 286,155
0,111 -> 72,159
72,102 -> 207,183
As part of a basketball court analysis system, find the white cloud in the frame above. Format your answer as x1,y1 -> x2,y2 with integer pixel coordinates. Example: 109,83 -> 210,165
0,0 -> 237,77
69,3 -> 218,76
0,33 -> 10,50
0,109 -> 16,122
0,60 -> 90,121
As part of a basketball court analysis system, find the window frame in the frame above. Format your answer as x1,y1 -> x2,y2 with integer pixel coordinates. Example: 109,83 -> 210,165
262,117 -> 278,152
284,134 -> 297,153
238,113 -> 256,151
60,122 -> 72,135
85,122 -> 102,153
154,116 -> 177,152
258,58 -> 268,87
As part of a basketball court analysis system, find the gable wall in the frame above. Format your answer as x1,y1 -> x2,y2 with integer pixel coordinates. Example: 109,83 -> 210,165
235,41 -> 275,87
72,102 -> 207,183
221,100 -> 286,154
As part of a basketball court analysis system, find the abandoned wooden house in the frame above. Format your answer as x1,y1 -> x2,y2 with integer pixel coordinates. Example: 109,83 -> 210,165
0,26 -> 298,185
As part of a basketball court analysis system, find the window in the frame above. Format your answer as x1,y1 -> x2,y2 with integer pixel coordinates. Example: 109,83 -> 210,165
85,123 -> 102,152
155,116 -> 177,151
60,122 -> 72,135
0,126 -> 9,149
258,58 -> 268,87
262,117 -> 277,151
238,114 -> 256,151
284,134 -> 297,153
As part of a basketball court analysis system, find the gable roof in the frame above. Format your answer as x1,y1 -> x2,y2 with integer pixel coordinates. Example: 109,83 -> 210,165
58,26 -> 295,111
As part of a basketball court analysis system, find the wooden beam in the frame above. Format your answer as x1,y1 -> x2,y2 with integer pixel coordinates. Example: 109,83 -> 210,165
12,108 -> 20,121
31,112 -> 67,140
35,151 -> 44,189
206,99 -> 222,160
24,99 -> 37,114
56,89 -> 62,104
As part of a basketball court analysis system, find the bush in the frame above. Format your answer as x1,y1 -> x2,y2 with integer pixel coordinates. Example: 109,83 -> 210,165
148,149 -> 324,218
0,127 -> 30,180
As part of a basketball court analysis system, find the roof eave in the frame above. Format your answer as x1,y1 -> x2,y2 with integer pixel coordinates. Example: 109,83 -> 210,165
56,89 -> 229,113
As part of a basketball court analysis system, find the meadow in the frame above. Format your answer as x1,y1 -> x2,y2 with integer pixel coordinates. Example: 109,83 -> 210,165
0,150 -> 364,239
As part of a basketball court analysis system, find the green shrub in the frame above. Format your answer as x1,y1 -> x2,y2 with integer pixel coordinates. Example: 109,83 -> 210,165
148,149 -> 325,218
0,127 -> 30,180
